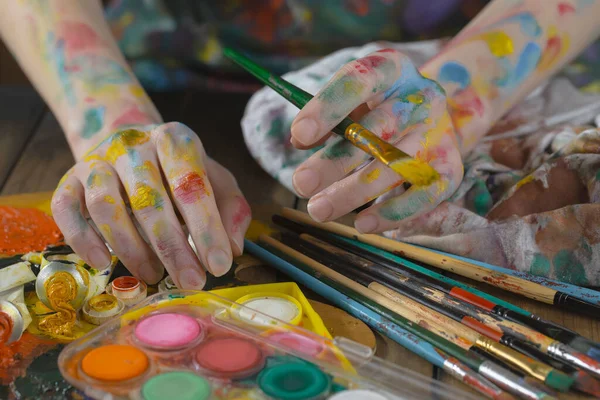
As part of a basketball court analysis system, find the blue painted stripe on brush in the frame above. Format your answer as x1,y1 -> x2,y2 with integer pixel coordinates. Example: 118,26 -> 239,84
244,240 -> 448,368
411,245 -> 600,306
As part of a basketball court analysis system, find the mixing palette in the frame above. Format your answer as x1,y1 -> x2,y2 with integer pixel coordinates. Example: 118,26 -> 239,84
58,290 -> 470,400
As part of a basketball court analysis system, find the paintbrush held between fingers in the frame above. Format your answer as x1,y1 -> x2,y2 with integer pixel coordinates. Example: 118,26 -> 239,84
223,47 -> 439,187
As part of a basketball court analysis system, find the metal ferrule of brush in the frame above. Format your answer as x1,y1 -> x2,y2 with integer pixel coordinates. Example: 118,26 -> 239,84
479,362 -> 555,400
548,342 -> 600,378
476,337 -> 553,383
442,358 -> 505,398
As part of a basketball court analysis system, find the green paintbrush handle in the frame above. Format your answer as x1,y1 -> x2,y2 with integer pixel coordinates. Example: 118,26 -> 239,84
224,47 -> 352,137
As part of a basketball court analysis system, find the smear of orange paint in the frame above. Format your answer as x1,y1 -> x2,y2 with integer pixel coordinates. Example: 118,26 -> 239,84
0,206 -> 63,256
173,171 -> 210,204
0,332 -> 56,385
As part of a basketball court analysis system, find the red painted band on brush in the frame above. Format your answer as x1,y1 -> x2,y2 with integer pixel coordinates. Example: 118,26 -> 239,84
462,316 -> 503,342
450,288 -> 496,311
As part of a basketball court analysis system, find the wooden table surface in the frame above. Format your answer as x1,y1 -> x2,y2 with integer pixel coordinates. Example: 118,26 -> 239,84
1,85 -> 599,399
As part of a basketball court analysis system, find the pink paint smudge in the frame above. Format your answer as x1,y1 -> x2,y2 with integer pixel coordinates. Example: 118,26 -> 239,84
231,197 -> 251,234
111,105 -> 154,130
57,21 -> 101,57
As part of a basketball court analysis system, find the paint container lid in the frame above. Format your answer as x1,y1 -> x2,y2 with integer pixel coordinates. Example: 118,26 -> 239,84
142,371 -> 211,400
194,337 -> 264,379
106,276 -> 147,306
235,292 -> 302,327
258,362 -> 331,400
134,313 -> 202,350
157,276 -> 177,293
328,389 -> 389,400
264,331 -> 324,357
36,262 -> 88,310
82,294 -> 124,325
81,344 -> 149,382
0,300 -> 23,344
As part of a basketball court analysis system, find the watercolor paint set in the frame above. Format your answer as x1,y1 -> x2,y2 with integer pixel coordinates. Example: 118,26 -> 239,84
58,289 -> 470,400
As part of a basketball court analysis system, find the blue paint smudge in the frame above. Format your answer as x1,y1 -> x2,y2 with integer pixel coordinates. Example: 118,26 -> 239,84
437,62 -> 471,89
493,12 -> 542,37
127,148 -> 142,167
70,54 -> 132,88
81,106 -> 106,139
496,42 -> 542,88
384,61 -> 424,100
46,33 -> 75,106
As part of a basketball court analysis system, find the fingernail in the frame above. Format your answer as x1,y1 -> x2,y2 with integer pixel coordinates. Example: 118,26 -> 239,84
292,118 -> 319,146
355,215 -> 378,233
88,247 -> 111,269
307,196 -> 333,222
141,264 -> 162,284
231,237 -> 244,256
177,269 -> 206,290
207,247 -> 232,277
293,168 -> 320,197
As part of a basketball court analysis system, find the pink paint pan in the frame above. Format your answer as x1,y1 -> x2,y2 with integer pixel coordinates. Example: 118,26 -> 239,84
134,312 -> 204,351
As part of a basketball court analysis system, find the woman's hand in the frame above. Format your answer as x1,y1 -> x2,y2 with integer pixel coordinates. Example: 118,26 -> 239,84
290,49 -> 463,233
51,122 -> 251,289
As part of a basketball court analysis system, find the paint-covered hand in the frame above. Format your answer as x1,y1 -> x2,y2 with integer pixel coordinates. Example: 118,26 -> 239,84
51,123 -> 251,289
290,49 -> 463,233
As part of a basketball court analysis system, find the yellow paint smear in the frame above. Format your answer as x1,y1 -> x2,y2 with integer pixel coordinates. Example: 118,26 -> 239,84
362,168 -> 381,184
389,158 -> 439,187
129,183 -> 162,211
37,272 -> 78,337
104,195 -> 115,204
479,31 -> 514,57
104,129 -> 150,164
515,174 -> 534,189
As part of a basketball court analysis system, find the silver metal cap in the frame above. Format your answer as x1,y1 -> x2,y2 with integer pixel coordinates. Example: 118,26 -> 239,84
0,301 -> 24,344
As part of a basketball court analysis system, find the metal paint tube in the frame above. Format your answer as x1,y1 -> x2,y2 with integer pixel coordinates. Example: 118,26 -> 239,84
40,255 -> 116,303
0,261 -> 37,341
36,262 -> 88,310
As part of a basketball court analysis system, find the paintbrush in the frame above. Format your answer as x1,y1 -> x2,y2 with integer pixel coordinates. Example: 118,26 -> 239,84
280,208 -> 600,319
244,241 -> 512,400
223,47 -> 439,187
270,214 -> 600,364
257,235 -> 555,400
278,233 -> 575,393
282,233 -> 600,397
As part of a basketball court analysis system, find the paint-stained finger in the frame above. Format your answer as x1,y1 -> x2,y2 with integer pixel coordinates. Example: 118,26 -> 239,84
154,122 -> 233,277
51,174 -> 112,270
293,108 -> 397,197
291,49 -> 407,147
354,159 -> 462,234
75,161 -> 164,283
206,158 -> 251,256
307,160 -> 404,222
110,129 -> 206,290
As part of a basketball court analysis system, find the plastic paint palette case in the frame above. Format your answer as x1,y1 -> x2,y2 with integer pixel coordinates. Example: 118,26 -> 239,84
58,290 -> 472,400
